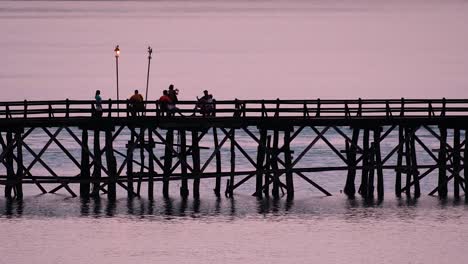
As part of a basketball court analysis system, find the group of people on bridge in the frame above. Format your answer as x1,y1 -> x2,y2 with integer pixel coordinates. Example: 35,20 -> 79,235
94,85 -> 215,117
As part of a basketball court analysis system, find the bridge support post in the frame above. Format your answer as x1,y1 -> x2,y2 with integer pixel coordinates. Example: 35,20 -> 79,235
395,126 -> 404,197
410,128 -> 420,197
15,131 -> 23,199
180,130 -> 189,198
105,130 -> 117,200
147,129 -> 155,200
438,126 -> 448,198
404,127 -> 412,196
374,128 -> 384,200
4,132 -> 14,199
91,130 -> 101,196
80,129 -> 90,197
213,128 -> 221,197
359,129 -> 370,198
284,128 -> 294,199
228,129 -> 235,197
255,129 -> 267,198
453,128 -> 460,199
264,135 -> 272,197
137,128 -> 145,196
271,130 -> 280,198
192,130 -> 201,199
344,128 -> 359,197
163,129 -> 174,198
126,129 -> 135,197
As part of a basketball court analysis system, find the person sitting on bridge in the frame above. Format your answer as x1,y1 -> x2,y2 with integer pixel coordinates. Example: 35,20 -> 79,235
167,84 -> 179,106
205,94 -> 215,116
196,90 -> 212,116
158,90 -> 173,116
129,89 -> 144,117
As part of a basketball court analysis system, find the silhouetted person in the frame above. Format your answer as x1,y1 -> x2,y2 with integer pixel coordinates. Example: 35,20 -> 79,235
129,89 -> 144,117
206,94 -> 215,116
167,84 -> 179,105
95,90 -> 103,117
196,90 -> 211,116
159,90 -> 172,116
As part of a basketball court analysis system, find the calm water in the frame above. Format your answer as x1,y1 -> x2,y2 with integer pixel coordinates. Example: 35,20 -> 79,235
2,0 -> 468,263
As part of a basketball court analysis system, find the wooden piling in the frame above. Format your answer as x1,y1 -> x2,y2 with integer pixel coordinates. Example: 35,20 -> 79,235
15,131 -> 23,199
271,130 -> 280,198
359,129 -> 370,197
229,129 -> 235,197
147,130 -> 155,199
126,129 -> 134,197
374,128 -> 384,199
264,135 -> 272,197
80,129 -> 90,197
179,130 -> 189,197
284,128 -> 294,198
410,128 -> 420,197
395,126 -> 404,197
105,129 -> 117,200
192,130 -> 201,198
138,128 -> 145,195
438,126 -> 448,198
453,128 -> 460,199
91,130 -> 101,196
163,129 -> 174,198
404,127 -> 412,196
368,142 -> 375,197
4,132 -> 14,198
255,129 -> 267,198
213,127 -> 222,196
344,128 -> 359,197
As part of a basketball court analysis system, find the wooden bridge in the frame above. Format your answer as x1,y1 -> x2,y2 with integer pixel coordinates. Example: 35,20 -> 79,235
1,98 -> 468,201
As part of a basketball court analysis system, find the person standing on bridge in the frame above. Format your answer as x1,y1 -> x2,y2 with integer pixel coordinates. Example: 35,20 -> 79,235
129,89 -> 144,117
94,90 -> 103,117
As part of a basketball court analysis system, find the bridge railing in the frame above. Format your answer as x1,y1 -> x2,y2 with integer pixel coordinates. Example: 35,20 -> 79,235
1,98 -> 468,119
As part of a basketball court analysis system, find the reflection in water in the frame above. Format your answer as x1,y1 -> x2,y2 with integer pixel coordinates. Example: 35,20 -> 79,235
4,199 -> 23,217
2,194 -> 468,221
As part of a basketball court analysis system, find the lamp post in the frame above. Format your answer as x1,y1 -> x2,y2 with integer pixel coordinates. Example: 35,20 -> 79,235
145,46 -> 153,102
114,45 -> 120,117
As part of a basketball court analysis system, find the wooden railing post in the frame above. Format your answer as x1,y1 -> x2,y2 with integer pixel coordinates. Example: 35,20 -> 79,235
5,104 -> 10,119
316,98 -> 321,117
274,99 -> 280,117
441,97 -> 446,117
357,98 -> 362,117
66,98 -> 70,118
108,99 -> 112,118
23,100 -> 27,119
400,97 -> 405,116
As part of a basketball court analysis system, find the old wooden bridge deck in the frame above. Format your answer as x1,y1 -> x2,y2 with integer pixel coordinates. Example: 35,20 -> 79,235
0,98 -> 467,200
